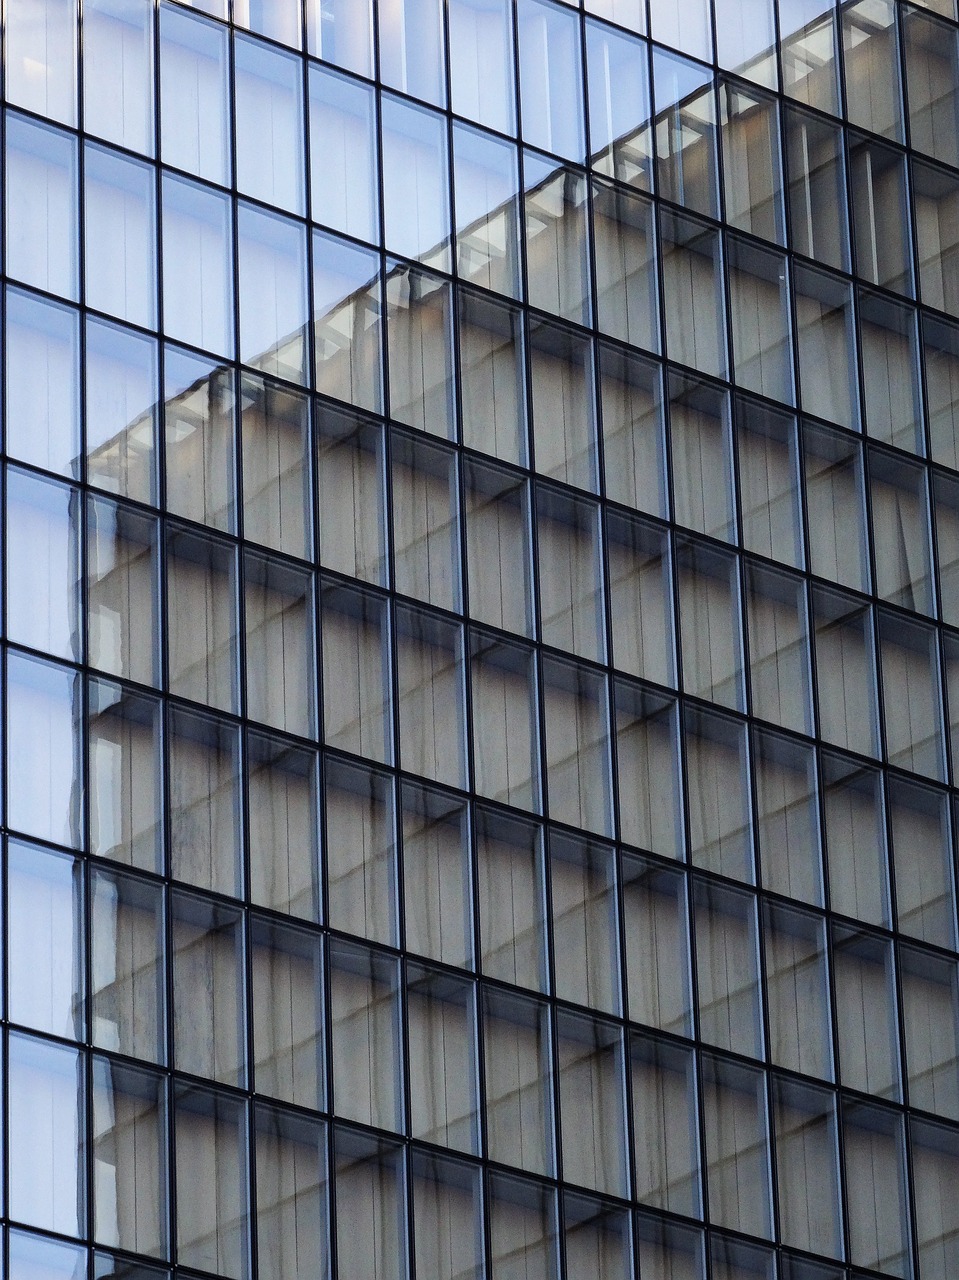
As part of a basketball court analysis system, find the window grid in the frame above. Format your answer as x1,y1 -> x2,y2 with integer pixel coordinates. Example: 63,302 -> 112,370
3,1 -> 959,1279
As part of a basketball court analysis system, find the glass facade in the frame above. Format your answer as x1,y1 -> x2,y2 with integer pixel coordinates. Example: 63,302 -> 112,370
3,0 -> 959,1278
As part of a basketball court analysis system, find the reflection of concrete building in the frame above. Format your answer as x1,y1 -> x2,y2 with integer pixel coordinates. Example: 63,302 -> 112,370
5,1 -> 959,1279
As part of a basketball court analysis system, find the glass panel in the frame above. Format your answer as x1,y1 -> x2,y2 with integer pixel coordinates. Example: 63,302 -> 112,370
549,833 -> 620,1014
843,0 -> 904,140
822,753 -> 891,927
727,239 -> 792,404
905,10 -> 959,168
453,122 -> 521,299
313,231 -> 383,415
254,1107 -> 329,1280
631,1035 -> 699,1214
842,1101 -> 911,1277
484,990 -> 554,1175
458,291 -> 527,464
812,588 -> 879,758
86,318 -> 158,505
599,346 -> 666,518
721,85 -> 784,243
333,1132 -> 406,1280
306,0 -> 373,75
164,349 -> 236,531
785,106 -> 849,271
238,203 -> 309,385
606,513 -> 674,686
392,432 -> 460,611
860,294 -> 923,452
653,52 -> 718,218
470,633 -> 541,812
412,1152 -> 483,1280
91,1058 -> 166,1258
556,1011 -> 628,1196
90,865 -> 165,1063
87,496 -> 158,686
378,0 -> 446,106
247,732 -> 319,921
5,288 -> 80,478
536,486 -> 603,661
171,890 -> 245,1085
476,807 -> 546,990
395,607 -> 467,790
803,423 -> 869,592
88,681 -> 162,874
694,881 -> 763,1058
763,902 -> 832,1078
465,459 -> 531,636
309,64 -> 378,243
660,211 -> 726,377
879,613 -> 944,781
848,135 -> 912,295
170,706 -> 240,896
166,525 -> 238,713
381,95 -> 451,270
174,1085 -> 249,1280
6,113 -> 78,300
7,838 -> 82,1038
925,314 -> 959,469
754,730 -> 821,904
650,0 -> 710,63
746,563 -> 812,735
773,1078 -> 842,1257
8,1032 -> 84,1236
329,940 -> 402,1131
85,144 -> 156,329
914,159 -> 959,316
529,321 -> 597,491
524,154 -> 591,325
325,758 -> 396,945
901,945 -> 959,1121
407,964 -> 478,1151
234,35 -> 305,214
7,651 -> 81,848
684,707 -> 752,881
168,706 -> 241,896
701,1055 -> 772,1239
448,0 -> 515,134
517,0 -> 585,160
315,403 -> 386,584
402,784 -> 472,970
6,467 -> 80,662
736,399 -> 802,566
794,265 -> 858,429
162,174 -> 234,359
888,778 -> 955,947
911,1118 -> 959,1280
586,21 -> 653,187
542,656 -> 612,837
833,925 -> 900,1099
716,0 -> 777,85
251,917 -> 324,1111
668,375 -> 734,541
6,0 -> 77,124
615,687 -> 684,861
244,552 -> 315,738
676,539 -> 744,710
622,855 -> 692,1035
84,0 -> 154,155
779,0 -> 840,114
159,6 -> 229,186
320,582 -> 391,764
386,264 -> 455,437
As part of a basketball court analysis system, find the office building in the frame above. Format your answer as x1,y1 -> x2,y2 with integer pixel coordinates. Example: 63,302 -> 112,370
3,0 -> 959,1277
